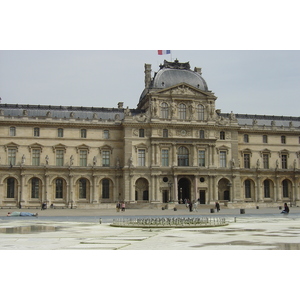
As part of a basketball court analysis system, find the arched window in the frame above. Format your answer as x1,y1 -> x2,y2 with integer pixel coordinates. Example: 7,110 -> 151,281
264,180 -> 270,198
102,179 -> 110,198
7,177 -> 15,198
245,180 -> 251,198
31,177 -> 40,198
178,104 -> 186,120
79,178 -> 87,199
197,104 -> 204,120
178,146 -> 189,166
55,178 -> 63,198
282,179 -> 289,198
161,102 -> 169,119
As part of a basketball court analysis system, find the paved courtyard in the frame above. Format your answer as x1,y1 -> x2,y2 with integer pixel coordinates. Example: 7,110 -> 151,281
1,207 -> 300,250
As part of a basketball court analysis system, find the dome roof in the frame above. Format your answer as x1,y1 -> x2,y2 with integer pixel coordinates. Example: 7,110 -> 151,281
151,60 -> 208,91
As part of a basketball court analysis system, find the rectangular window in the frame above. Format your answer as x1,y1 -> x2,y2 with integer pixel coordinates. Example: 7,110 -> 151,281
263,154 -> 269,169
281,155 -> 287,169
102,151 -> 110,167
7,178 -> 15,198
139,129 -> 145,137
219,151 -> 227,168
80,150 -> 87,167
34,127 -> 40,137
8,149 -> 16,165
281,136 -> 286,144
103,130 -> 109,139
32,149 -> 40,166
138,149 -> 145,166
244,154 -> 250,168
161,149 -> 169,166
81,129 -> 87,138
56,150 -> 64,166
163,129 -> 168,138
263,135 -> 268,143
198,150 -> 205,167
31,178 -> 40,198
199,130 -> 205,139
58,128 -> 64,137
244,134 -> 249,143
10,127 -> 16,136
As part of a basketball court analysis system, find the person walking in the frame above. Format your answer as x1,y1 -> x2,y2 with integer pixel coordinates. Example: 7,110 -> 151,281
193,200 -> 198,212
116,202 -> 121,212
121,202 -> 126,212
215,202 -> 220,212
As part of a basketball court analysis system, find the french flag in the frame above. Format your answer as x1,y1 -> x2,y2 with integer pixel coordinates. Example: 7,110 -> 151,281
158,50 -> 171,55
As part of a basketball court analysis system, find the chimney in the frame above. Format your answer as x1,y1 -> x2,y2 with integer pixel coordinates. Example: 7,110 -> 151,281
144,64 -> 152,88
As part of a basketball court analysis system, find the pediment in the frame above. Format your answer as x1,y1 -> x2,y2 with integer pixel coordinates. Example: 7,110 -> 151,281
4,142 -> 19,151
28,143 -> 43,152
156,83 -> 214,98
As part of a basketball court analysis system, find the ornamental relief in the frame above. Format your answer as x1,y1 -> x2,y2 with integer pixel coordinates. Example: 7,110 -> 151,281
176,129 -> 192,136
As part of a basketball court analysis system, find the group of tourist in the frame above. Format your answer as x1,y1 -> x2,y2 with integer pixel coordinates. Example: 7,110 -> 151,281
116,202 -> 126,212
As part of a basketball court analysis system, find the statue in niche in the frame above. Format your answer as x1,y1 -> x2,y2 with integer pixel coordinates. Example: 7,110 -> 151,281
189,104 -> 195,120
151,100 -> 158,117
70,155 -> 74,166
230,158 -> 235,168
256,159 -> 260,169
93,156 -> 97,166
171,102 -> 176,118
293,159 -> 297,170
129,155 -> 134,167
21,154 -> 25,165
45,155 -> 49,165
276,159 -> 279,169
116,157 -> 120,168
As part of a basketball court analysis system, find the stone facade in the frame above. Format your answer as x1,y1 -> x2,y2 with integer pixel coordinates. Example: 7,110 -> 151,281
0,59 -> 299,208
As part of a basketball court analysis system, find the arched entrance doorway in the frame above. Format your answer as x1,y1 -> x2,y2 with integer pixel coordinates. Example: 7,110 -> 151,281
178,178 -> 191,203
135,178 -> 149,202
218,178 -> 230,201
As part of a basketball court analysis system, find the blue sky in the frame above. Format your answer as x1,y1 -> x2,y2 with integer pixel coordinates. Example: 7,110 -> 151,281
1,50 -> 300,116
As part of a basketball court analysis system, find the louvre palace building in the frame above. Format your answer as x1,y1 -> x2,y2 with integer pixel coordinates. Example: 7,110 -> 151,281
0,59 -> 299,209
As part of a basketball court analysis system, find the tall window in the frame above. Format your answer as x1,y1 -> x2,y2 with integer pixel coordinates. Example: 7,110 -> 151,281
161,149 -> 169,167
32,149 -> 40,166
55,178 -> 63,198
161,102 -> 169,119
264,180 -> 270,198
282,179 -> 289,198
245,180 -> 251,198
263,154 -> 269,169
178,104 -> 186,120
219,151 -> 227,167
263,135 -> 268,143
199,130 -> 205,139
34,127 -> 40,137
178,146 -> 189,166
102,179 -> 110,198
8,148 -> 17,165
198,150 -> 205,167
10,127 -> 16,136
58,128 -> 64,137
31,178 -> 40,198
163,129 -> 168,138
79,178 -> 87,198
220,131 -> 225,140
7,177 -> 15,198
197,104 -> 204,120
138,149 -> 146,166
244,134 -> 249,143
102,150 -> 110,167
281,136 -> 286,144
103,130 -> 109,139
56,150 -> 64,166
281,154 -> 287,169
139,129 -> 145,137
81,129 -> 87,138
244,154 -> 250,168
80,150 -> 88,167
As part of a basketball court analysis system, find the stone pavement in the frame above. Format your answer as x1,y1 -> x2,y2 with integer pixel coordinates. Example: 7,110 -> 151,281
1,207 -> 300,250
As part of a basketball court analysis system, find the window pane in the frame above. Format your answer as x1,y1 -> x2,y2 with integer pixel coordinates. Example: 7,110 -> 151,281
103,130 -> 109,139
31,178 -> 39,198
81,129 -> 87,138
220,151 -> 226,167
79,178 -> 87,198
161,102 -> 169,119
264,180 -> 270,198
10,127 -> 16,136
263,135 -> 268,143
7,178 -> 15,198
138,149 -> 145,166
32,149 -> 40,166
34,128 -> 40,137
139,129 -> 144,137
178,104 -> 186,120
102,151 -> 110,167
220,131 -> 225,140
80,150 -> 87,167
55,179 -> 63,198
245,180 -> 251,198
178,147 -> 189,166
162,149 -> 169,166
163,129 -> 168,138
8,149 -> 16,165
198,150 -> 205,167
56,150 -> 64,166
263,154 -> 269,169
281,155 -> 287,169
197,104 -> 204,120
58,128 -> 63,137
282,180 -> 289,197
244,154 -> 250,168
